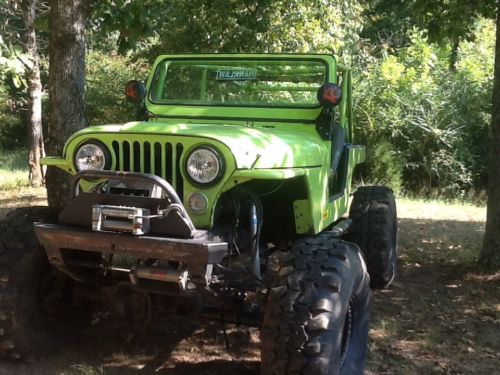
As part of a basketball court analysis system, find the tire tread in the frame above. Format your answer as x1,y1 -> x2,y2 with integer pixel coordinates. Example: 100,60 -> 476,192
261,237 -> 370,374
347,186 -> 397,289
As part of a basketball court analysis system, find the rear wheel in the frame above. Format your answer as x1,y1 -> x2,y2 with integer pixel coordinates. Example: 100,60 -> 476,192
261,235 -> 371,375
347,186 -> 398,289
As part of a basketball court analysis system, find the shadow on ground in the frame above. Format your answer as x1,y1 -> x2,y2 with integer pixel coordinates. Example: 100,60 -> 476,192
3,316 -> 260,375
366,218 -> 499,375
0,217 -> 498,375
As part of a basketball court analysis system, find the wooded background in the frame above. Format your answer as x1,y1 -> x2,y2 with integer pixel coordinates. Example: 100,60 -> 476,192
0,0 -> 499,266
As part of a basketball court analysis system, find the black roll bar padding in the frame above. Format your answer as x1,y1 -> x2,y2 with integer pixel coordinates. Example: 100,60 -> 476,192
330,123 -> 346,174
70,170 -> 195,231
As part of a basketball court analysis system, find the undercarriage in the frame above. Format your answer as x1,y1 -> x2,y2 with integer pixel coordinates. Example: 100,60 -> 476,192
34,170 -> 356,327
34,170 -> 276,325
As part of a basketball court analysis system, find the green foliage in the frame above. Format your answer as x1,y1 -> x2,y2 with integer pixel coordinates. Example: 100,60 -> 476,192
413,0 -> 496,43
354,23 -> 493,198
0,0 -> 495,200
0,48 -> 28,89
0,101 -> 25,150
362,0 -> 496,49
357,140 -> 404,194
0,149 -> 29,189
90,0 -> 167,53
0,148 -> 28,170
0,37 -> 29,150
92,0 -> 365,61
0,81 -> 25,150
86,51 -> 149,125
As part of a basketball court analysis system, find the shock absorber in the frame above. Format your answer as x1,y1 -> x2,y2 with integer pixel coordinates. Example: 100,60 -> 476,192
249,203 -> 261,280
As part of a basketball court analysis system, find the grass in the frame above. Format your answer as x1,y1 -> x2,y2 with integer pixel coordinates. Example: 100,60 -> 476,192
0,149 -> 30,189
397,197 -> 486,222
0,149 -> 45,218
0,186 -> 47,220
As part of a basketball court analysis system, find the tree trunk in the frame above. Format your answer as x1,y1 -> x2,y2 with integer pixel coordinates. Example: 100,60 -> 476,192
449,37 -> 459,73
23,0 -> 45,187
46,0 -> 88,210
480,3 -> 500,269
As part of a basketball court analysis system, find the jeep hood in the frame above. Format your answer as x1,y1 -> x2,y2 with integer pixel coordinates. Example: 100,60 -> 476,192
80,121 -> 328,169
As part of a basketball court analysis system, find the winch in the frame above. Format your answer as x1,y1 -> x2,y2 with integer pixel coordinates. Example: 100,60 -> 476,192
92,205 -> 151,235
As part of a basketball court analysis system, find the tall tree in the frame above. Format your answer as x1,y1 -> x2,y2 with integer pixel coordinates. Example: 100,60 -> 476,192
414,0 -> 495,71
24,0 -> 45,186
0,0 -> 48,186
363,0 -> 496,70
46,0 -> 88,210
91,0 -> 364,60
480,3 -> 500,269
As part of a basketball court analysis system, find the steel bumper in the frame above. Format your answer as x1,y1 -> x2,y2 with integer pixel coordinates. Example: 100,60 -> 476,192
34,222 -> 228,283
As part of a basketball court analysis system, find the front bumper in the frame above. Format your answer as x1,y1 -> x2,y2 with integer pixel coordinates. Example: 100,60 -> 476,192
34,170 -> 228,285
34,223 -> 227,284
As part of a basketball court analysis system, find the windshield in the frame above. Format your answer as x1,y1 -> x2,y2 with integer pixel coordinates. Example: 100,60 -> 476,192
149,58 -> 327,108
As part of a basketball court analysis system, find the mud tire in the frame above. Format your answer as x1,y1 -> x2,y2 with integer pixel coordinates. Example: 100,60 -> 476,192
261,235 -> 371,375
346,186 -> 398,289
0,207 -> 88,360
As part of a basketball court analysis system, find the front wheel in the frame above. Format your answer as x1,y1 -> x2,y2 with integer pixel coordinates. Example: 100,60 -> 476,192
0,207 -> 90,359
261,236 -> 371,375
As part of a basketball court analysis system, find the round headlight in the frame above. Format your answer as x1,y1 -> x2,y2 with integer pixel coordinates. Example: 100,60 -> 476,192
74,142 -> 110,171
186,147 -> 223,185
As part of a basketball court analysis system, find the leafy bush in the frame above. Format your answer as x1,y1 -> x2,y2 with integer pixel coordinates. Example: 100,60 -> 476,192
355,140 -> 404,193
353,23 -> 492,198
86,51 -> 149,125
0,53 -> 27,150
0,89 -> 25,150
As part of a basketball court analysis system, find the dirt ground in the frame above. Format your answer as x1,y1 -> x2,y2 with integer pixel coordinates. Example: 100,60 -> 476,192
0,189 -> 498,374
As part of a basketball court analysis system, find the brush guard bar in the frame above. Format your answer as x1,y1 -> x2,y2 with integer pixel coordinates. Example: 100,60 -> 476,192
34,170 -> 228,284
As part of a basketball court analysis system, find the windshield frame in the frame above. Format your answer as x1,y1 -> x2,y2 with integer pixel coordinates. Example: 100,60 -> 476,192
147,56 -> 330,110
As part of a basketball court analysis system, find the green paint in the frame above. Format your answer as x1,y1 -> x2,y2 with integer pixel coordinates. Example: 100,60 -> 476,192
293,199 -> 312,233
42,54 -> 365,234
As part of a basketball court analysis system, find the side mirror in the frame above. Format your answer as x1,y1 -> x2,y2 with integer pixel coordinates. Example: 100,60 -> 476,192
317,83 -> 342,108
125,80 -> 146,103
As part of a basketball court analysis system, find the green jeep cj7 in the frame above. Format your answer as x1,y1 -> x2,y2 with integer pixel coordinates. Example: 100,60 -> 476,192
0,54 -> 398,374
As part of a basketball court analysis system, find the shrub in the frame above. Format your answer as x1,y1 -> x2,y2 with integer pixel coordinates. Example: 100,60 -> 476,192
0,89 -> 25,150
353,25 -> 492,198
355,139 -> 404,194
86,51 -> 149,125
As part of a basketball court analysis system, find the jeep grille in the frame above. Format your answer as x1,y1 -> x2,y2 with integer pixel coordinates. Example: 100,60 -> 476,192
111,141 -> 184,200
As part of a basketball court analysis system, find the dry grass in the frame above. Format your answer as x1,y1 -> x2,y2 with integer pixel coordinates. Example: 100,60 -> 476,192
0,150 -> 31,190
0,186 -> 47,220
397,197 -> 486,222
0,170 -> 30,190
